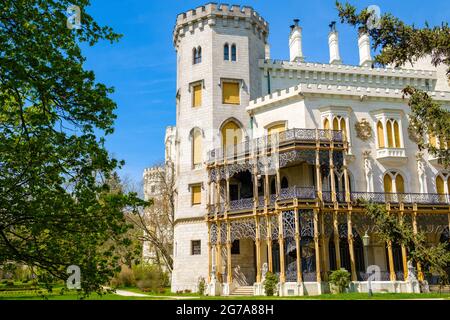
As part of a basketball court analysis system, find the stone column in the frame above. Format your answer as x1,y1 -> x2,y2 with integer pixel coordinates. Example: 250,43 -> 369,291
387,240 -> 396,281
320,211 -> 328,280
294,208 -> 303,282
226,221 -> 232,284
329,149 -> 337,202
315,130 -> 323,201
267,215 -> 273,272
255,216 -> 262,283
278,211 -> 286,283
399,209 -> 408,280
207,222 -> 212,282
216,221 -> 222,282
412,209 -> 424,281
347,212 -> 357,281
314,209 -> 322,283
333,211 -> 341,268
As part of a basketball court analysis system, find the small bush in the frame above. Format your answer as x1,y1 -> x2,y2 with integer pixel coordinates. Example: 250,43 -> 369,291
329,269 -> 351,294
111,265 -> 135,288
132,264 -> 166,293
184,289 -> 192,294
197,277 -> 206,295
263,272 -> 278,296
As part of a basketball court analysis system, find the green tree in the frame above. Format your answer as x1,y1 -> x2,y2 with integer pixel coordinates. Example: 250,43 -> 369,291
0,0 -> 146,295
263,272 -> 278,296
364,202 -> 450,284
336,1 -> 450,167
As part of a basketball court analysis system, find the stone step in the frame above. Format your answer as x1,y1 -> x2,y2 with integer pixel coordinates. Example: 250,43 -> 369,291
230,286 -> 254,296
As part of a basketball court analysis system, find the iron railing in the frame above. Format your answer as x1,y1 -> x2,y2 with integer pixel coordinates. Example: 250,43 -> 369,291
208,188 -> 450,215
207,128 -> 343,163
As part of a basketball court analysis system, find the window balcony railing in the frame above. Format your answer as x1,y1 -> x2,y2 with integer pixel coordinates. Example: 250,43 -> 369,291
209,188 -> 450,216
207,128 -> 344,163
376,148 -> 407,164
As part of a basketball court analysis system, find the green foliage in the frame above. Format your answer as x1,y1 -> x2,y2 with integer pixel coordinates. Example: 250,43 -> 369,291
0,0 -> 148,295
131,264 -> 167,293
336,1 -> 450,167
364,202 -> 450,284
197,277 -> 206,295
263,272 -> 278,296
329,269 -> 351,293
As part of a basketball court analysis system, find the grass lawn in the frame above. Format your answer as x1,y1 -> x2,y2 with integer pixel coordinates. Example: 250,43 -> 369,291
1,287 -> 450,300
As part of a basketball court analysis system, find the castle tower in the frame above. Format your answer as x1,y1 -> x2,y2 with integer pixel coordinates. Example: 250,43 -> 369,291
171,3 -> 269,292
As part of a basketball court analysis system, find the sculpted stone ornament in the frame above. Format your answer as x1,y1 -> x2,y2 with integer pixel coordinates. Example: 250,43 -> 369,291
416,154 -> 427,193
210,265 -> 217,282
261,263 -> 268,281
407,261 -> 417,281
355,118 -> 372,141
363,151 -> 373,192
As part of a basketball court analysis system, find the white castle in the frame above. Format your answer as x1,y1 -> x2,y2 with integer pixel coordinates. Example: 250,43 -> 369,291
144,3 -> 450,296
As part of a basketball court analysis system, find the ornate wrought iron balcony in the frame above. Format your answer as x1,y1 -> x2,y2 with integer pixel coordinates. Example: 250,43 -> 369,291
207,128 -> 344,163
350,191 -> 449,205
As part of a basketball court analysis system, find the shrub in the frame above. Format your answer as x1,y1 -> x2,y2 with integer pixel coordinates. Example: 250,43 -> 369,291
263,272 -> 278,296
184,289 -> 192,294
197,277 -> 206,295
329,269 -> 351,293
111,265 -> 135,288
132,264 -> 165,293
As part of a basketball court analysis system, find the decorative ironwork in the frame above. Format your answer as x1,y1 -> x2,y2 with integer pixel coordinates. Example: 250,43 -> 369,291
279,150 -> 316,167
323,212 -> 334,237
259,217 -> 267,239
229,197 -> 254,211
271,215 -> 279,239
279,186 -> 316,201
416,213 -> 449,235
282,211 -> 296,238
285,260 -> 297,282
299,210 -> 314,237
220,222 -> 227,244
350,192 -> 450,205
210,223 -> 217,245
230,219 -> 256,242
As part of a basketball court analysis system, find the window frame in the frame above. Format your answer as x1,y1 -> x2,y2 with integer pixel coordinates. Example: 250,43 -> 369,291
190,184 -> 202,206
221,79 -> 242,105
191,240 -> 201,255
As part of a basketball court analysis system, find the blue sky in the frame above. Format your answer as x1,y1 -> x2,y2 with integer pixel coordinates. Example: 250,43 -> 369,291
82,0 -> 450,184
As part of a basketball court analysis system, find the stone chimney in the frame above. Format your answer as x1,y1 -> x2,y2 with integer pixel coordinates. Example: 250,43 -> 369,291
289,19 -> 304,62
328,21 -> 341,65
358,29 -> 373,67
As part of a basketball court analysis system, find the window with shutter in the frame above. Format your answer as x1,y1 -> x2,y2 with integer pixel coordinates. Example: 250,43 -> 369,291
191,185 -> 201,205
222,82 -> 240,105
192,84 -> 202,107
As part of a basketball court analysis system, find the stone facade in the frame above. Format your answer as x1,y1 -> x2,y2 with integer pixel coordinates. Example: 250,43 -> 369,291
145,3 -> 450,295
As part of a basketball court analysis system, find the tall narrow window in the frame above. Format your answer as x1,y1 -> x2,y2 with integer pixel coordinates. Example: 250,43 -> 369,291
191,185 -> 201,205
222,82 -> 240,105
193,46 -> 202,64
437,176 -> 445,195
393,121 -> 401,148
324,118 -> 330,130
224,44 -> 229,61
192,84 -> 202,107
192,129 -> 202,167
340,118 -> 347,140
377,121 -> 385,148
231,44 -> 237,61
384,174 -> 393,193
387,121 -> 394,148
333,117 -> 339,131
395,174 -> 405,193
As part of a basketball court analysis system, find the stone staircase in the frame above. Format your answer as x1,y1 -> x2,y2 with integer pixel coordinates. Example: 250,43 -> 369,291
230,286 -> 254,296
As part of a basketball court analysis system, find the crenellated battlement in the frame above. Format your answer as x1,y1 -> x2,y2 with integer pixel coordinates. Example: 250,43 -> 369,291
173,3 -> 269,48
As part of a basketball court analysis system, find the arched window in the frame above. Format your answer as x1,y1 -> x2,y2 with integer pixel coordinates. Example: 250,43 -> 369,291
193,46 -> 202,64
224,44 -> 229,61
385,119 -> 401,148
192,129 -> 202,168
323,118 -> 330,130
377,121 -> 385,148
267,122 -> 286,136
231,44 -> 237,61
384,171 -> 405,196
221,120 -> 242,158
333,117 -> 339,131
